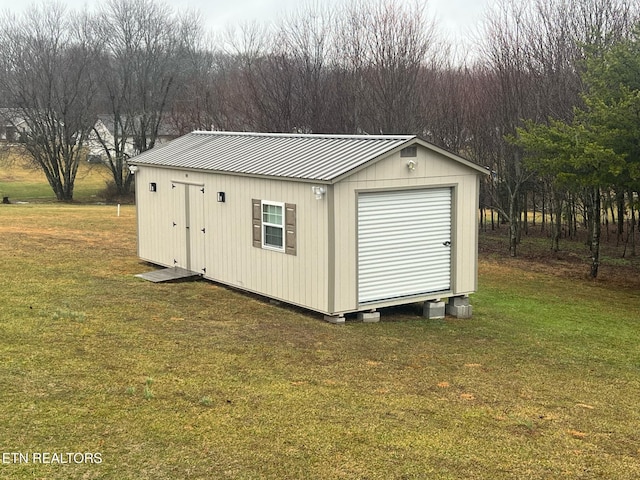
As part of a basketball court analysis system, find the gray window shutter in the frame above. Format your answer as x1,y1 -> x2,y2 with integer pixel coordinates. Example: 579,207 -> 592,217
285,203 -> 296,256
252,199 -> 262,248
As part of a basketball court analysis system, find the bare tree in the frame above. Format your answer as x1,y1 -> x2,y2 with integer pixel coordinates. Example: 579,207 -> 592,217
420,62 -> 469,152
277,4 -> 335,132
474,1 -> 536,254
170,49 -> 222,133
331,1 -> 369,133
93,0 -> 200,195
334,0 -> 440,135
226,0 -> 442,136
0,4 -> 100,201
223,22 -> 290,132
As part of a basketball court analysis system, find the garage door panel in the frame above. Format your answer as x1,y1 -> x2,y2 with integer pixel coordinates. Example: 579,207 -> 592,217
360,255 -> 451,271
359,275 -> 450,299
359,259 -> 451,276
359,232 -> 450,247
359,222 -> 451,234
359,247 -> 451,262
358,188 -> 452,304
359,223 -> 450,237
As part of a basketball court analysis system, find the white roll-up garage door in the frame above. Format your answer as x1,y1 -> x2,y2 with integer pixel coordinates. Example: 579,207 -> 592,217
358,188 -> 452,304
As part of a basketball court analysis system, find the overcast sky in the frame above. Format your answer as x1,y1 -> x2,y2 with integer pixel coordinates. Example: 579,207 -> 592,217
171,0 -> 490,37
0,0 -> 490,50
0,0 -> 489,36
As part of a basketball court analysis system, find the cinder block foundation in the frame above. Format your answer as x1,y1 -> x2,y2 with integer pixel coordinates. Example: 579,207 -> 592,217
323,314 -> 345,324
423,300 -> 445,319
357,311 -> 380,323
446,296 -> 473,319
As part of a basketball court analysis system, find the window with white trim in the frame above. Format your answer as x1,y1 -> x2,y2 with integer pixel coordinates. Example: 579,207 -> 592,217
252,199 -> 296,255
261,201 -> 284,251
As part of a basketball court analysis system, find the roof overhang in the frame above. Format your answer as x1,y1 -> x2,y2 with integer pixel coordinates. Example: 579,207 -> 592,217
129,131 -> 489,183
328,137 -> 489,183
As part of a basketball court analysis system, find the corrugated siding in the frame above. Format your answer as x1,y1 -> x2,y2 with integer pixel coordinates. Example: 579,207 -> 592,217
358,188 -> 452,304
131,132 -> 414,181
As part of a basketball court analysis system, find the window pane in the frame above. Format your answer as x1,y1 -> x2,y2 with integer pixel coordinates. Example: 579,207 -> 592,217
264,225 -> 283,248
262,204 -> 283,225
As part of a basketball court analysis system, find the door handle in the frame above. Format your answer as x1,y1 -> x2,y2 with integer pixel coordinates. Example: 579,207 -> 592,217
443,241 -> 451,247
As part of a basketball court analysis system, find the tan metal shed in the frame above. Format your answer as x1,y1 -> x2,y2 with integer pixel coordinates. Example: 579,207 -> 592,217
130,131 -> 487,322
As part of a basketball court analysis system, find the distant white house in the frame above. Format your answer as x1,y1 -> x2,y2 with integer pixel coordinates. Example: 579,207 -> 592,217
86,115 -> 180,162
0,108 -> 29,143
86,116 -> 136,162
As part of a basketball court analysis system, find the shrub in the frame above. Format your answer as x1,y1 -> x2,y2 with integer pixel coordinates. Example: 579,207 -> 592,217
99,180 -> 135,204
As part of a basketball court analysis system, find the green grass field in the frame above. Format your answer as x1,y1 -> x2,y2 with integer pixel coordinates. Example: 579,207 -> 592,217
1,160 -> 640,478
0,150 -> 112,203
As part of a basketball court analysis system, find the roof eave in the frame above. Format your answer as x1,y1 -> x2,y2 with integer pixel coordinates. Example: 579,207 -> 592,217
130,163 -> 334,184
412,138 -> 490,175
328,137 -> 489,183
128,132 -> 489,180
326,137 -> 416,183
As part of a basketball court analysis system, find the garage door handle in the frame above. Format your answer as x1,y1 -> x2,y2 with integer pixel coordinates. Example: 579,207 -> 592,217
443,241 -> 451,247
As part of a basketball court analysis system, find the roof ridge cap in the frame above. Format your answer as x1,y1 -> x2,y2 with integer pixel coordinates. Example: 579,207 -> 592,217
191,131 -> 415,141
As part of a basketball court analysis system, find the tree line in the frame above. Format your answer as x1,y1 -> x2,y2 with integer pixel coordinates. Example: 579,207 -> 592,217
0,0 -> 638,275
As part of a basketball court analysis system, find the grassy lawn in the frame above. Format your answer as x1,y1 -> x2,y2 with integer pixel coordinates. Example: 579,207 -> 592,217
0,203 -> 639,479
0,150 -> 112,203
0,161 -> 639,478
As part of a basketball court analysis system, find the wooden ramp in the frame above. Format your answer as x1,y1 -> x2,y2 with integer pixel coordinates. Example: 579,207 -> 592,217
135,267 -> 201,283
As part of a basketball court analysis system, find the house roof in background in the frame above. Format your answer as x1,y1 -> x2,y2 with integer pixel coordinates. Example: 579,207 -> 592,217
96,114 -> 180,138
130,131 -> 486,182
0,108 -> 26,126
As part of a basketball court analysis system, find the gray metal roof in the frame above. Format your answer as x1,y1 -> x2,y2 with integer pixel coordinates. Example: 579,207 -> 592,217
130,131 -> 416,182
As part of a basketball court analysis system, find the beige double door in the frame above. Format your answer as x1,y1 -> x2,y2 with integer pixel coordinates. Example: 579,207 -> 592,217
170,182 -> 207,274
